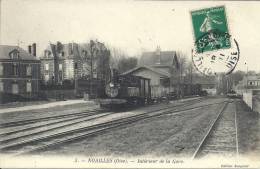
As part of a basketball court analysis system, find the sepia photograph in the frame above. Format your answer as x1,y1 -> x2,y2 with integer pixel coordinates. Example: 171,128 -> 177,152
0,0 -> 259,168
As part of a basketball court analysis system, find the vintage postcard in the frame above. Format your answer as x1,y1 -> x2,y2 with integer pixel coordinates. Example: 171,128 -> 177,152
0,0 -> 260,168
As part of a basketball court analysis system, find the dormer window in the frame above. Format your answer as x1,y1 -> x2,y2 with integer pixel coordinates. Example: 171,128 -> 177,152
9,49 -> 20,60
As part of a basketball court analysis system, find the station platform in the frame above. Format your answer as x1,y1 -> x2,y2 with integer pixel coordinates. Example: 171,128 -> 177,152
0,99 -> 94,114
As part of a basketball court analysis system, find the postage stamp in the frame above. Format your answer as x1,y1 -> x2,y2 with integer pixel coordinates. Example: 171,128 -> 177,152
191,6 -> 230,53
190,6 -> 239,76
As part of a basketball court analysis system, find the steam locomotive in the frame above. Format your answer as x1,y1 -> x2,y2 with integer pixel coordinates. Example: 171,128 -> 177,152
97,70 -> 151,108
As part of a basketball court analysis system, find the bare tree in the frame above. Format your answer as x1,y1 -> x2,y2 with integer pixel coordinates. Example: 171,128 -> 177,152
118,57 -> 138,73
109,47 -> 127,69
175,51 -> 188,83
108,46 -> 137,73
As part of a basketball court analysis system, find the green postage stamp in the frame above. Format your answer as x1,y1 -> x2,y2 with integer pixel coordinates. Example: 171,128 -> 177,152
191,6 -> 231,53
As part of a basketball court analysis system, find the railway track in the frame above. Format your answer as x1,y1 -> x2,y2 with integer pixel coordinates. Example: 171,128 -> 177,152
0,107 -> 102,128
0,112 -> 112,143
0,98 -> 225,156
191,99 -> 239,159
0,97 -> 204,137
0,98 -> 202,129
0,98 -> 204,145
0,111 -> 109,136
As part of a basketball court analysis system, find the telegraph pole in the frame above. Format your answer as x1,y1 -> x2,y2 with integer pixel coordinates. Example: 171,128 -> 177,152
177,65 -> 180,98
245,62 -> 248,92
190,49 -> 193,94
74,62 -> 78,96
0,0 -> 2,45
89,40 -> 94,98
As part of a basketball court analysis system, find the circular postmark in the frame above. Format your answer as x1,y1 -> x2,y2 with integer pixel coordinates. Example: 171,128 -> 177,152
192,30 -> 240,76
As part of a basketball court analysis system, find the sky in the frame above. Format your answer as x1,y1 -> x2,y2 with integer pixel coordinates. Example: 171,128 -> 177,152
1,0 -> 260,72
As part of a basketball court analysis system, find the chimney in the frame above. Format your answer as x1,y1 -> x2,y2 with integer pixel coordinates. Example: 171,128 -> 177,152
69,43 -> 73,55
28,45 -> 32,54
156,46 -> 161,65
32,43 -> 36,56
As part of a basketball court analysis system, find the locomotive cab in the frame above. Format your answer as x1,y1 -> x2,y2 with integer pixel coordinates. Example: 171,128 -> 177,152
98,70 -> 151,109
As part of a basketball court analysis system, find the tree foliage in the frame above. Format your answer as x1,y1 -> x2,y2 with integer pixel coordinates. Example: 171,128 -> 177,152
229,70 -> 245,86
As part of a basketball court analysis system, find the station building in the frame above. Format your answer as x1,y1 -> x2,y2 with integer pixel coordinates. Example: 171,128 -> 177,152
0,44 -> 41,103
122,47 -> 179,98
234,75 -> 260,95
122,65 -> 171,98
234,75 -> 260,113
124,47 -> 217,97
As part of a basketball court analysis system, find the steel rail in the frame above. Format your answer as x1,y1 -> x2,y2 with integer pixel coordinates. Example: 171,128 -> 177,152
16,101 -> 219,155
1,100 -> 224,154
0,110 -> 110,137
190,101 -> 229,160
0,108 -> 102,128
234,100 -> 239,157
0,98 -> 203,128
1,98 -> 203,136
0,113 -> 111,143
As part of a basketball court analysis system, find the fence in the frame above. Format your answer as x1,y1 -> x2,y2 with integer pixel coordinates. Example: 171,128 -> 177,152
0,92 -> 41,104
39,90 -> 76,100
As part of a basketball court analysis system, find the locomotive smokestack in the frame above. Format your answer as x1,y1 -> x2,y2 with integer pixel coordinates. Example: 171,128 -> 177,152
32,43 -> 36,56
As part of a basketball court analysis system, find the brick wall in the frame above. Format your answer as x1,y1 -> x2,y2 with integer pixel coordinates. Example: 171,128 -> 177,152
243,90 -> 260,113
253,90 -> 260,113
243,91 -> 253,109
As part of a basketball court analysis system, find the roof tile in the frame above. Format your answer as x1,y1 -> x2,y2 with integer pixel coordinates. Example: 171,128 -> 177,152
0,45 -> 38,60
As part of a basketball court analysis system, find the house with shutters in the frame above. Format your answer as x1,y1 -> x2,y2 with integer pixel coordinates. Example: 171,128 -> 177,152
40,41 -> 110,85
40,42 -> 82,85
0,44 -> 41,103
